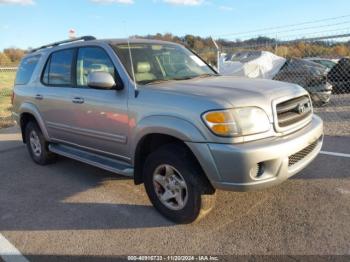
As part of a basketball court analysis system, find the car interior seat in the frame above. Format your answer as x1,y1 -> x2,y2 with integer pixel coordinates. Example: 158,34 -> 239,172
135,62 -> 156,82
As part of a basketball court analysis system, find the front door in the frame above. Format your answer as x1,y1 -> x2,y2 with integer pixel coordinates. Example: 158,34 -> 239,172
68,46 -> 129,160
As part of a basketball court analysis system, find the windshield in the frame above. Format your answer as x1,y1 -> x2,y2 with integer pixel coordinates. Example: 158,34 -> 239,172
112,43 -> 216,85
313,60 -> 337,69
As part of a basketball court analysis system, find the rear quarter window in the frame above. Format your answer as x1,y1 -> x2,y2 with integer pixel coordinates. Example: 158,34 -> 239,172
15,55 -> 41,85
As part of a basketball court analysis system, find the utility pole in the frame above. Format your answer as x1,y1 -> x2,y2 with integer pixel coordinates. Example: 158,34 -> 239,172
211,37 -> 220,73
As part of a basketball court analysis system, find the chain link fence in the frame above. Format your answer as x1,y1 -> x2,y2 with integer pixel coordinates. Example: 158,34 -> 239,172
215,33 -> 350,137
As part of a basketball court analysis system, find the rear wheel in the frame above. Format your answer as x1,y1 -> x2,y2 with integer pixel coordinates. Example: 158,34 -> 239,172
25,122 -> 55,165
143,144 -> 216,223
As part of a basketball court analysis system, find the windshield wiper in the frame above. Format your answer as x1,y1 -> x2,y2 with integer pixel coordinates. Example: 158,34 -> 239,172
174,74 -> 219,81
143,79 -> 173,85
144,74 -> 219,85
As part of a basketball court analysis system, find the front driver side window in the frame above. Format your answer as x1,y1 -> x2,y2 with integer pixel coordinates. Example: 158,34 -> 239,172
76,47 -> 116,87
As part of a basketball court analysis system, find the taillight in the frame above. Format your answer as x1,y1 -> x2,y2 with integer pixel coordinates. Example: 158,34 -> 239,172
11,91 -> 15,105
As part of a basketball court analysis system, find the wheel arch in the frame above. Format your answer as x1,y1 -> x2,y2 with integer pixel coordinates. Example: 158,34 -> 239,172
19,103 -> 49,143
131,116 -> 214,191
133,133 -> 214,194
132,115 -> 207,184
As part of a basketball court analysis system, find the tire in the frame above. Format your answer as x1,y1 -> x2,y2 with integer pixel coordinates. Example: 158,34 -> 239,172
25,121 -> 56,165
143,144 -> 216,224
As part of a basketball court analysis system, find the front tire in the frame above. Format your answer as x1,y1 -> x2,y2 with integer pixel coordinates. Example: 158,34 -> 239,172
143,144 -> 216,224
25,122 -> 55,165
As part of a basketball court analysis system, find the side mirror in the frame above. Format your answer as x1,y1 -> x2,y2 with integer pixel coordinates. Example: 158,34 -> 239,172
87,71 -> 123,90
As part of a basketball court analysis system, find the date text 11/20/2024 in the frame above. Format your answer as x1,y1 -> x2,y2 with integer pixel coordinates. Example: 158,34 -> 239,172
127,256 -> 219,261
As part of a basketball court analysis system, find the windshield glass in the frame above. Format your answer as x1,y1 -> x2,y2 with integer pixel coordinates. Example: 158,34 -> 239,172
313,60 -> 337,69
112,43 -> 216,85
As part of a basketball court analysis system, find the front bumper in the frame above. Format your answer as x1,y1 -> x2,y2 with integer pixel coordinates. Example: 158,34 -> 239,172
186,115 -> 323,192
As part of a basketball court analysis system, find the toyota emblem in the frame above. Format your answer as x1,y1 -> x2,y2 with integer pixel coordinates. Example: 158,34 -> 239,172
297,102 -> 310,114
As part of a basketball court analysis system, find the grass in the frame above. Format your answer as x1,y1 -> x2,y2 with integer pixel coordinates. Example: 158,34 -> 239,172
0,71 -> 16,129
0,71 -> 16,89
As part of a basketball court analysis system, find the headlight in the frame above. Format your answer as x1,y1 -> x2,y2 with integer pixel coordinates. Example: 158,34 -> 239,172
202,107 -> 270,137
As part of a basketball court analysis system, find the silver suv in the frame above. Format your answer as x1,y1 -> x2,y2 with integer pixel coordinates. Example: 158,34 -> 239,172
13,36 -> 323,223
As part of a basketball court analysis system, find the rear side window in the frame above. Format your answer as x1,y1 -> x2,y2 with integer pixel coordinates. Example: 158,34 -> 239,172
42,49 -> 74,86
15,55 -> 41,85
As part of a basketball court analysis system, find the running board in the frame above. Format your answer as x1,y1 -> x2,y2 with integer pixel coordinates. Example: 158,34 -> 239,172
48,144 -> 134,177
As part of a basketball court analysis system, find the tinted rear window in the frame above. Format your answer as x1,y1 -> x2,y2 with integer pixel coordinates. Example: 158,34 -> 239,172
15,55 -> 41,85
42,49 -> 74,86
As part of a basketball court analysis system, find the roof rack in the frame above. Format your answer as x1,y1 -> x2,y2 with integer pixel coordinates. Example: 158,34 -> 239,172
29,36 -> 96,53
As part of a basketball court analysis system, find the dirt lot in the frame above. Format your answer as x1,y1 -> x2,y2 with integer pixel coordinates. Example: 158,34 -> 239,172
0,127 -> 349,260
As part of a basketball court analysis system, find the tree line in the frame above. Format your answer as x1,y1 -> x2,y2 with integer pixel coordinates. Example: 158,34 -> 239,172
141,34 -> 350,65
0,48 -> 26,66
1,34 -> 350,66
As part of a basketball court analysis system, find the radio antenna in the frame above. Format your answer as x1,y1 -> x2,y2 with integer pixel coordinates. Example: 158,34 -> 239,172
123,21 -> 138,97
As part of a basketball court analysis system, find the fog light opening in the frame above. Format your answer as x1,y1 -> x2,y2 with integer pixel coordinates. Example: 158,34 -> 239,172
256,162 -> 265,178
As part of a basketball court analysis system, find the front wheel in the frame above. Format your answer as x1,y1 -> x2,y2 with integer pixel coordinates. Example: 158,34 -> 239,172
143,144 -> 216,224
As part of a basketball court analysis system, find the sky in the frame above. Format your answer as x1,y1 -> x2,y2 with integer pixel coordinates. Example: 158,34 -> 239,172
0,0 -> 350,50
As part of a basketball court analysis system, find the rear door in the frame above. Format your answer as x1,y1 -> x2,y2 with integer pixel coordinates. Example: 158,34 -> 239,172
37,48 -> 78,143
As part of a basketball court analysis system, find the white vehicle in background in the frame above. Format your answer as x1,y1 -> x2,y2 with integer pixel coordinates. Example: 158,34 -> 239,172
219,51 -> 286,79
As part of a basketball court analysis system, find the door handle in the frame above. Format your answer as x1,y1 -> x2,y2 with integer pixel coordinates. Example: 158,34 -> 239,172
35,94 -> 44,100
72,97 -> 85,104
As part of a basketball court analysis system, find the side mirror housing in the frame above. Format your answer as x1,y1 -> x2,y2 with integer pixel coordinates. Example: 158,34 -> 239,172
87,71 -> 123,90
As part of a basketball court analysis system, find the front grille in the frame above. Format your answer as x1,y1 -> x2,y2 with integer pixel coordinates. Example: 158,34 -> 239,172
288,140 -> 319,167
276,96 -> 312,128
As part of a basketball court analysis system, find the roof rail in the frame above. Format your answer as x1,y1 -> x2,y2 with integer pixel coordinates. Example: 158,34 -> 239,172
29,36 -> 96,53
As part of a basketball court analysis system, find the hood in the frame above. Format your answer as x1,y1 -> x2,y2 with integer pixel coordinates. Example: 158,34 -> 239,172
145,76 -> 307,121
147,76 -> 306,105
